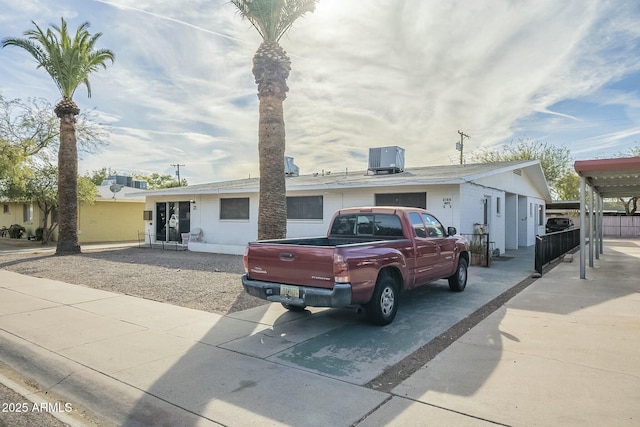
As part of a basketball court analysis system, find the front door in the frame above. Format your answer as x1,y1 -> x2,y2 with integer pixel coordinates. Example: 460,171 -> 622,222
155,201 -> 190,242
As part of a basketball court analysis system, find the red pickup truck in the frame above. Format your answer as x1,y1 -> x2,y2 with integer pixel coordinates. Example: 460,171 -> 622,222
242,207 -> 470,325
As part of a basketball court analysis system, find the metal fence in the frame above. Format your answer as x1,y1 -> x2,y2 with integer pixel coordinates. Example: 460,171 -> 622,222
535,228 -> 581,275
137,231 -> 188,251
602,216 -> 640,237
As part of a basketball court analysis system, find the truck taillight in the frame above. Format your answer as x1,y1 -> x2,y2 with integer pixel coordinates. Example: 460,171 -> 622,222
333,253 -> 350,283
243,246 -> 249,274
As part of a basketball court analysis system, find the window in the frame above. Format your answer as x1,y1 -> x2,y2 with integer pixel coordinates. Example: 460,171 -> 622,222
538,205 -> 544,226
497,197 -> 501,215
483,197 -> 490,225
330,213 -> 403,238
287,196 -> 323,220
23,204 -> 33,223
220,198 -> 249,220
3,204 -> 8,214
375,192 -> 426,209
421,213 -> 445,237
409,212 -> 427,238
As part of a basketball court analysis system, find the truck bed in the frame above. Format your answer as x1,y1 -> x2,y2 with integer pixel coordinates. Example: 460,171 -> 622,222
256,235 -> 405,247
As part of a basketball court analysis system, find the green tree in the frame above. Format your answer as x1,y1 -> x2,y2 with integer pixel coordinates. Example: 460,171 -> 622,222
472,138 -> 572,199
133,172 -> 187,189
2,18 -> 114,255
231,0 -> 317,240
0,95 -> 108,182
555,171 -> 581,201
0,95 -> 58,181
86,170 -> 187,189
85,167 -> 116,186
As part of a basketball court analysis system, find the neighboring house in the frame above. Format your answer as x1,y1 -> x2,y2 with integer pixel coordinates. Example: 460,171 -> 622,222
77,184 -> 146,243
1,201 -> 41,238
1,181 -> 146,243
135,158 -> 552,255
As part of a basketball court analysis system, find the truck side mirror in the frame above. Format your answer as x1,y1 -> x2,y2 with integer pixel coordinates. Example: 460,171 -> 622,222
447,227 -> 457,236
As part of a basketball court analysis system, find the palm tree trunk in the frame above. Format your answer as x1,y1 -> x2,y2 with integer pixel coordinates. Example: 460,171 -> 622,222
55,103 -> 80,254
257,95 -> 287,240
254,41 -> 291,240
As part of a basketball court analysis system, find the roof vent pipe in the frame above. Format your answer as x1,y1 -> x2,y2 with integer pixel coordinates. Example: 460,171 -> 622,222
285,156 -> 299,176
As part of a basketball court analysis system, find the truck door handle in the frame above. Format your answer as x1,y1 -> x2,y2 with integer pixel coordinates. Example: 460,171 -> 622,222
280,252 -> 295,260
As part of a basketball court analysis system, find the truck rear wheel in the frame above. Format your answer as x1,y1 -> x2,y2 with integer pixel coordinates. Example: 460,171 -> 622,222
366,275 -> 399,326
448,257 -> 468,292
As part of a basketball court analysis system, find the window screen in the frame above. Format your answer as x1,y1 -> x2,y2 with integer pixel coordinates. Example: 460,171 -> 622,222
375,192 -> 426,209
287,196 -> 323,219
220,198 -> 250,220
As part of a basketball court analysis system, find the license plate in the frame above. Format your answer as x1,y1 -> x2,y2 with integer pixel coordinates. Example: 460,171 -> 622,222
280,284 -> 300,299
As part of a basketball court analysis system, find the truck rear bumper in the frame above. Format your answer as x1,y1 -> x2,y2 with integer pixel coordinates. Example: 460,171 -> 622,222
241,275 -> 352,308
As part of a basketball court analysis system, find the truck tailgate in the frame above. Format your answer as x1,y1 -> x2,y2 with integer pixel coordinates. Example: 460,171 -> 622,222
246,243 -> 337,289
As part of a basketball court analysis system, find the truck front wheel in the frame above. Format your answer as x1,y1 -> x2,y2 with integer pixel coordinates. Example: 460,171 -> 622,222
366,275 -> 399,326
448,257 -> 468,292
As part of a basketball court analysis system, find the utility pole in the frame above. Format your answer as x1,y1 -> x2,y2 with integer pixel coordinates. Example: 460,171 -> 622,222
457,130 -> 470,165
171,163 -> 185,186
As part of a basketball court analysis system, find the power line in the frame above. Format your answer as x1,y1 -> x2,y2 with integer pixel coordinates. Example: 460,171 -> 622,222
170,163 -> 185,185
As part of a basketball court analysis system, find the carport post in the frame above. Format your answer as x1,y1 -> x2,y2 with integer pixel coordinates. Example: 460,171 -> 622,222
589,185 -> 594,267
580,176 -> 586,279
598,193 -> 604,255
595,193 -> 601,259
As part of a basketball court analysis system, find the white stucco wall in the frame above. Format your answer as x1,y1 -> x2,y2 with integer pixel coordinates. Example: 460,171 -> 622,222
142,167 -> 548,255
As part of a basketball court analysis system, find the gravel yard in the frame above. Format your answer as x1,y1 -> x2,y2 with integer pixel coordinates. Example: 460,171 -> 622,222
0,242 -> 268,315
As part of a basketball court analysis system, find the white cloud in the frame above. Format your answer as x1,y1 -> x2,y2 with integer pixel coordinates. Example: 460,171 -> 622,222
2,0 -> 640,183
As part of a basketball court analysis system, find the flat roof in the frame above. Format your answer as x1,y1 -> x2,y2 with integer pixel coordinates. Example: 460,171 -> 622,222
574,157 -> 640,198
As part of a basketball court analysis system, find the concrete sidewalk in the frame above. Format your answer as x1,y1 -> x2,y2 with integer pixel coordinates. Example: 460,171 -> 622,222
1,240 -> 638,426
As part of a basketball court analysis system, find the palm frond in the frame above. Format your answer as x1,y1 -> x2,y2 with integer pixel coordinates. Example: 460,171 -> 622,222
1,17 -> 114,101
230,0 -> 317,42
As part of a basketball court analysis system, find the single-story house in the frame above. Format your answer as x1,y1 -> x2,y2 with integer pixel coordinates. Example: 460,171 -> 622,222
1,182 -> 146,243
133,159 -> 552,255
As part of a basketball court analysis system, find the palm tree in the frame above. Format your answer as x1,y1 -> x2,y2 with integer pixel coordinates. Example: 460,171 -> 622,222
2,18 -> 114,254
231,0 -> 317,240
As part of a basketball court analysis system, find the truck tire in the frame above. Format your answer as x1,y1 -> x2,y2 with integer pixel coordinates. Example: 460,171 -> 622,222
281,302 -> 306,312
448,257 -> 468,292
366,275 -> 399,326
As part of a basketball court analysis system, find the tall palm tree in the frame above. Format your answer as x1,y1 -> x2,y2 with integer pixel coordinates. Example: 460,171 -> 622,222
2,18 -> 114,254
231,0 -> 317,240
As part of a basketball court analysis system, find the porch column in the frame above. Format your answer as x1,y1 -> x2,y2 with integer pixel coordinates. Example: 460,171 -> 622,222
598,193 -> 604,255
579,176 -> 586,279
589,185 -> 594,267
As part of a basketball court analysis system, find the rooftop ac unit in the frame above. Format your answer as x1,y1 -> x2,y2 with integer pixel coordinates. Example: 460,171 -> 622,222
368,146 -> 405,174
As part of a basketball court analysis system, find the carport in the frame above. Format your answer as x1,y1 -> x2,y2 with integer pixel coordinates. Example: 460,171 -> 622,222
574,156 -> 640,278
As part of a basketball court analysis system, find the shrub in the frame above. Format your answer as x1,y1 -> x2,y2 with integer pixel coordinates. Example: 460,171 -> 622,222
8,224 -> 26,239
35,227 -> 44,241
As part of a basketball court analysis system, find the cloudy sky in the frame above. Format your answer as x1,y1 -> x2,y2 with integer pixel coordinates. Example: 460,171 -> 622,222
1,0 -> 639,184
